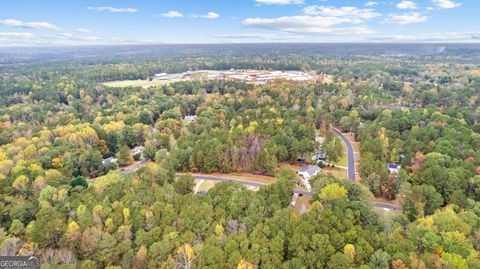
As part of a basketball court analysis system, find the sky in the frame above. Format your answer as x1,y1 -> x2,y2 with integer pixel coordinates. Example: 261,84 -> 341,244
0,0 -> 478,46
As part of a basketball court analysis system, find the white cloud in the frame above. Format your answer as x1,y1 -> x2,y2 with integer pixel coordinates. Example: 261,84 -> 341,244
75,28 -> 91,33
303,6 -> 381,20
162,11 -> 184,18
365,1 -> 378,6
87,6 -> 138,13
57,32 -> 73,38
195,12 -> 220,19
243,16 -> 374,34
45,33 -> 101,42
431,0 -> 461,9
0,32 -> 35,39
0,19 -> 59,30
255,0 -> 304,5
396,1 -> 418,9
383,12 -> 428,24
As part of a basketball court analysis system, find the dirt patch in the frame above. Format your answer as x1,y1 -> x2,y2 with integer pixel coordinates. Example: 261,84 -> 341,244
279,162 -> 303,171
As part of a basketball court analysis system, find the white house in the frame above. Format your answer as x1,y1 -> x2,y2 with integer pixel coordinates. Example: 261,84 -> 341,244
184,115 -> 197,121
297,165 -> 322,192
102,157 -> 117,165
130,146 -> 144,156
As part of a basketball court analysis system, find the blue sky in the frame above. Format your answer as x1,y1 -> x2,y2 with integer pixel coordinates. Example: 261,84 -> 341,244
0,0 -> 477,46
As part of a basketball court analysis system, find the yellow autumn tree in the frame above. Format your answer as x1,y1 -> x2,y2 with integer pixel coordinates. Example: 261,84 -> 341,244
237,259 -> 255,269
215,224 -> 224,236
123,208 -> 130,225
344,244 -> 356,264
177,244 -> 195,269
66,221 -> 81,244
320,183 -> 348,201
12,175 -> 28,193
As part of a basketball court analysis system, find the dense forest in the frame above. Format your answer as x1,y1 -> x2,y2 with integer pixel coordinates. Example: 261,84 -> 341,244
1,44 -> 480,268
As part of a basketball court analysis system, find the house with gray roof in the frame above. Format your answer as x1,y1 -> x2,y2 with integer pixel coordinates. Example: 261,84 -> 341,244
297,165 -> 322,192
102,157 -> 117,165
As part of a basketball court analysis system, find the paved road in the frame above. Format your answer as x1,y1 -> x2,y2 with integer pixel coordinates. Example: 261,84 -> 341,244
332,127 -> 356,181
330,128 -> 403,211
121,159 -> 151,174
115,159 -> 401,211
176,173 -> 402,211
371,202 -> 403,211
117,160 -> 401,211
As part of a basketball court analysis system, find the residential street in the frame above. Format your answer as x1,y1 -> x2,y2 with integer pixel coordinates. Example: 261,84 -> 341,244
332,127 -> 356,181
176,173 -> 401,211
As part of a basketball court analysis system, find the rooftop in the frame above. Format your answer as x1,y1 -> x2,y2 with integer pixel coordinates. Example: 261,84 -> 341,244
298,165 -> 322,177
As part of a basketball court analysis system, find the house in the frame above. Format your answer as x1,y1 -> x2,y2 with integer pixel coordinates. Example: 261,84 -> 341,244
297,165 -> 322,192
312,136 -> 327,162
102,157 -> 117,165
388,163 -> 401,174
298,165 -> 322,179
315,136 -> 325,145
184,115 -> 197,121
130,146 -> 144,156
312,150 -> 328,162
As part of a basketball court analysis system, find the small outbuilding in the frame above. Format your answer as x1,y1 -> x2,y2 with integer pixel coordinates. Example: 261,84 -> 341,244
102,157 -> 117,165
130,146 -> 144,156
184,115 -> 197,121
388,163 -> 401,174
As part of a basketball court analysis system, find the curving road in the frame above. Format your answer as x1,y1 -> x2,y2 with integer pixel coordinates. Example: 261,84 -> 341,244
120,159 -> 401,211
332,127 -> 356,181
330,128 -> 403,211
176,173 -> 402,211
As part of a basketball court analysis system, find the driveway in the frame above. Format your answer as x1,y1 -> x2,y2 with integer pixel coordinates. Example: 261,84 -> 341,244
121,159 -> 151,174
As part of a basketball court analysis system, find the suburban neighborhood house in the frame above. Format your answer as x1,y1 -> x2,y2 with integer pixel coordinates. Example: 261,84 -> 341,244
297,165 -> 322,192
388,163 -> 401,174
184,115 -> 197,121
102,157 -> 117,165
130,146 -> 144,157
312,136 -> 327,162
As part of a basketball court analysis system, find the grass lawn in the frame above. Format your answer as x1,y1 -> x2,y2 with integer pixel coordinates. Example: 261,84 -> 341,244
337,147 -> 348,167
322,167 -> 348,180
